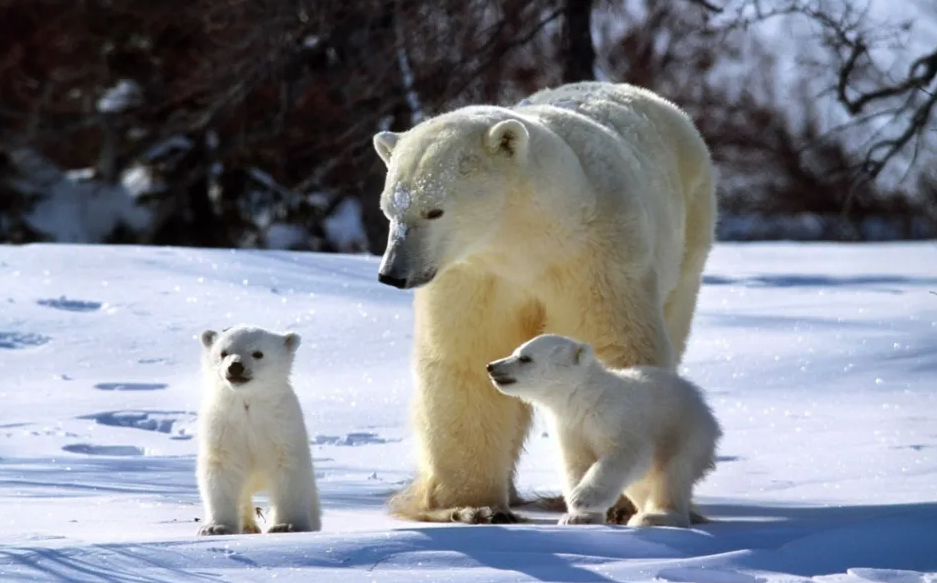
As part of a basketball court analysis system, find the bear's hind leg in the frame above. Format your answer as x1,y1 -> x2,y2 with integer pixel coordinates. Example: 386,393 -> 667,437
663,172 -> 716,365
626,455 -> 695,528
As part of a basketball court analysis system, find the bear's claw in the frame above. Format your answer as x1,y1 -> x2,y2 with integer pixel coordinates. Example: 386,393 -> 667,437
267,523 -> 305,533
198,523 -> 236,536
450,506 -> 522,524
559,511 -> 606,525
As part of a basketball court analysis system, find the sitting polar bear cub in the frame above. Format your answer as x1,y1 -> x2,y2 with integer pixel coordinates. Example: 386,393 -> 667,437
196,325 -> 322,535
487,334 -> 721,528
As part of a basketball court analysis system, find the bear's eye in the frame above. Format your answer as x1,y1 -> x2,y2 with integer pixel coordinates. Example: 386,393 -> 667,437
252,351 -> 264,359
518,355 -> 532,364
424,209 -> 444,220
220,350 -> 228,358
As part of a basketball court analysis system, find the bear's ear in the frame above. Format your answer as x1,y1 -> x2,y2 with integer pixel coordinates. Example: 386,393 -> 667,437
284,332 -> 301,354
200,330 -> 217,349
373,131 -> 400,166
486,119 -> 529,159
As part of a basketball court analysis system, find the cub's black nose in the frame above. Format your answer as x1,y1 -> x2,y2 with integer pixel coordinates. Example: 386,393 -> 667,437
486,363 -> 495,373
228,361 -> 244,376
378,273 -> 408,289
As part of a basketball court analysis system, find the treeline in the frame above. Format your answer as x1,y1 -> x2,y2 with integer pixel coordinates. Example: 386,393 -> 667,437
1,0 -> 934,250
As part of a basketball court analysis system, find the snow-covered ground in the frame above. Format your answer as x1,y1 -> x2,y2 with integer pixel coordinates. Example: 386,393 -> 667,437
0,242 -> 935,583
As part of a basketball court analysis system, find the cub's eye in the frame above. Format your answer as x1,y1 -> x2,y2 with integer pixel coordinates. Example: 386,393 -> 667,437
518,355 -> 532,364
220,351 -> 228,358
424,209 -> 444,220
252,351 -> 264,359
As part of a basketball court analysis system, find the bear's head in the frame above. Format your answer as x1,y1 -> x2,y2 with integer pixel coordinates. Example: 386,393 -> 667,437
372,109 -> 531,290
199,325 -> 301,392
486,333 -> 595,402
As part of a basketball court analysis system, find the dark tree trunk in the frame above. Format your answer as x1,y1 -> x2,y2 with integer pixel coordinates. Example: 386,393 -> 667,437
561,0 -> 595,83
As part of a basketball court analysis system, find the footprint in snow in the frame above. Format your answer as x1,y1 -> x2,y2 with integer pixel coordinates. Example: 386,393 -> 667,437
847,568 -> 932,583
313,432 -> 400,446
0,331 -> 51,350
61,444 -> 145,456
36,296 -> 102,312
94,382 -> 168,391
656,567 -> 765,583
80,410 -> 196,441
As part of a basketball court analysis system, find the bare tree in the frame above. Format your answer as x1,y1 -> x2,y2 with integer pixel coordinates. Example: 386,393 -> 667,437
721,0 -> 937,184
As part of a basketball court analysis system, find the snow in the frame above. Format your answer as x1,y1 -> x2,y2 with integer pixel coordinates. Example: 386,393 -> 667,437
96,79 -> 143,114
0,241 -> 935,582
9,149 -> 153,243
265,223 -> 310,250
391,182 -> 412,214
323,197 -> 369,253
120,165 -> 163,199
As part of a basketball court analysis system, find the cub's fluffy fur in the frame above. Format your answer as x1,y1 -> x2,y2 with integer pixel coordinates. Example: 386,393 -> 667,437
196,325 -> 321,535
488,334 -> 721,527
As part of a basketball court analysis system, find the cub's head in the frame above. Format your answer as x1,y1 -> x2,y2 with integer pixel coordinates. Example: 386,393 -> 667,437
199,325 -> 300,391
486,334 -> 594,401
372,107 -> 532,290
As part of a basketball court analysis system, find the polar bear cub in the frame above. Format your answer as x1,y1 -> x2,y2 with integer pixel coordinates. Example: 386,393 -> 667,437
487,334 -> 721,528
196,325 -> 322,535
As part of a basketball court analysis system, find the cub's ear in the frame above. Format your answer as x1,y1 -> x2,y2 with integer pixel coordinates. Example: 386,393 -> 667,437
200,330 -> 217,349
373,131 -> 400,166
284,332 -> 301,354
486,119 -> 529,159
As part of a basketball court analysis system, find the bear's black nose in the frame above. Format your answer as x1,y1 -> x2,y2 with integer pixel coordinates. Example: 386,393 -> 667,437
378,273 -> 408,289
486,363 -> 494,373
228,361 -> 244,376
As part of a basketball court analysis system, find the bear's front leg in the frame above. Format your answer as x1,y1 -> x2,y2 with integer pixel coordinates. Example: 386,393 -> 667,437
196,455 -> 246,536
388,274 -> 543,524
266,455 -> 321,533
392,356 -> 531,524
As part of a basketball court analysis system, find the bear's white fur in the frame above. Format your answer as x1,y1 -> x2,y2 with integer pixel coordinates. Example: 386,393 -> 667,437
195,325 -> 321,535
372,81 -> 717,523
488,334 -> 722,528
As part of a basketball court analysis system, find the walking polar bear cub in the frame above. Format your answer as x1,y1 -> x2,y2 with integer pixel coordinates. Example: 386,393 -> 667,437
372,81 -> 717,523
488,334 -> 722,528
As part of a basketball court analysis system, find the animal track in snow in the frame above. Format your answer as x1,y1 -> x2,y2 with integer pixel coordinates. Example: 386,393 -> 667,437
80,410 -> 197,441
312,432 -> 400,446
94,382 -> 168,391
656,567 -> 764,583
0,331 -> 51,350
137,357 -> 174,365
36,296 -> 103,312
848,568 -> 933,583
62,443 -> 146,456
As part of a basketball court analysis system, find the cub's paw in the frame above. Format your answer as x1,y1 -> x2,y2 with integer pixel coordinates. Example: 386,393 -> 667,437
627,511 -> 690,528
267,523 -> 308,534
566,486 -> 607,513
450,506 -> 523,525
197,523 -> 236,536
558,511 -> 605,525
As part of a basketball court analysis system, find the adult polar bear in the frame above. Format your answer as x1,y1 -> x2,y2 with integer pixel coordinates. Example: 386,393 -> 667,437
372,81 -> 717,524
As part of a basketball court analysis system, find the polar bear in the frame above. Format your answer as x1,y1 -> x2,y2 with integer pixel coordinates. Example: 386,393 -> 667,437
487,333 -> 722,528
372,81 -> 717,523
195,325 -> 322,535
